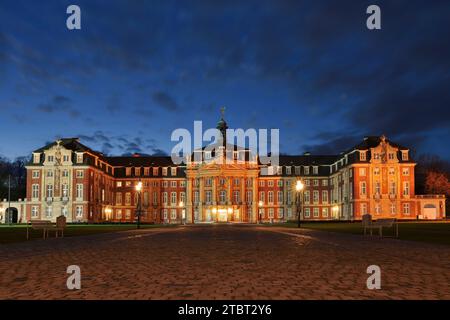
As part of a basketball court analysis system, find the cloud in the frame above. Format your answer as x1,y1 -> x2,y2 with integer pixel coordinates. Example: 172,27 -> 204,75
36,95 -> 80,118
152,91 -> 179,111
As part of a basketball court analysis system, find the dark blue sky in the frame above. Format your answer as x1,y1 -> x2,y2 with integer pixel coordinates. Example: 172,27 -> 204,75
1,0 -> 449,159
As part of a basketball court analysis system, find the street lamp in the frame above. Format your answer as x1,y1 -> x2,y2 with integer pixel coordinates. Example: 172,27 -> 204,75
135,181 -> 143,229
296,180 -> 304,228
258,200 -> 263,224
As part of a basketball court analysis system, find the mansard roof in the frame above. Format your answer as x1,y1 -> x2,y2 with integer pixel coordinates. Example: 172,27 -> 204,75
350,136 -> 409,151
105,155 -> 176,167
33,138 -> 100,155
278,155 -> 338,166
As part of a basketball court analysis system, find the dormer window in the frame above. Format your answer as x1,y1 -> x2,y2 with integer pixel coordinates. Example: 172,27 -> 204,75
286,166 -> 292,175
171,167 -> 177,176
294,166 -> 300,175
153,167 -> 159,176
304,166 -> 310,175
33,153 -> 40,164
360,151 -> 366,161
125,167 -> 131,176
312,166 -> 318,175
402,151 -> 409,161
135,167 -> 141,176
205,151 -> 212,160
76,153 -> 83,163
276,166 -> 282,175
162,167 -> 168,176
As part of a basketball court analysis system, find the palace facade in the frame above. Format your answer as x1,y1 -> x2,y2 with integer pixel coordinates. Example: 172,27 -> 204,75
1,117 -> 446,224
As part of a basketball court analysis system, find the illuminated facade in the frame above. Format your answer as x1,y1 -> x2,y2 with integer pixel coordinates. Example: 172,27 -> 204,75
3,117 -> 445,224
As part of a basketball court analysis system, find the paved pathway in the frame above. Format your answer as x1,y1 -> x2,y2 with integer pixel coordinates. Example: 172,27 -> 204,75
0,225 -> 449,299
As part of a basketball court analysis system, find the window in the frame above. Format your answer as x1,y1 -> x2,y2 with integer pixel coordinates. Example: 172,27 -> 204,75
322,208 -> 328,217
116,209 -> 122,219
33,153 -> 40,163
286,167 -> 292,175
153,192 -> 158,205
389,182 -> 396,195
322,179 -> 328,186
304,208 -> 310,218
171,167 -> 177,176
278,208 -> 284,218
62,170 -> 68,177
277,191 -> 283,204
162,181 -> 168,188
375,181 -> 381,194
359,168 -> 366,176
47,155 -> 54,162
144,168 -> 150,176
32,170 -> 40,178
116,192 -> 122,205
304,191 -> 310,204
313,190 -> 319,203
76,170 -> 84,178
46,206 -> 52,218
62,207 -> 68,217
401,151 -> 408,161
171,192 -> 177,204
153,167 -> 159,176
360,181 -> 366,195
32,184 -> 39,199
360,151 -> 366,161
277,166 -> 282,175
205,178 -> 212,187
403,182 -> 410,196
205,151 -> 212,160
402,167 -> 410,176
304,166 -> 310,175
313,179 -> 319,186
375,204 -> 381,215
180,192 -> 185,203
268,191 -> 274,203
373,153 -> 380,160
313,166 -> 318,175
313,208 -> 319,218
403,203 -> 410,215
259,191 -> 265,202
194,191 -> 199,204
180,181 -> 186,187
390,203 -> 396,215
125,209 -> 131,219
234,178 -> 240,186
31,206 -> 39,218
171,209 -> 177,219
268,208 -> 274,218
295,166 -> 300,175
116,181 -> 122,187
62,184 -> 69,197
219,190 -> 226,203
389,167 -> 395,175
170,181 -> 177,188
277,180 -> 283,187
162,168 -> 168,176
268,180 -> 274,187
135,167 -> 141,176
246,191 -> 252,203
46,184 -> 53,198
163,209 -> 168,219
47,170 -> 53,178
206,191 -> 212,203
374,167 -> 380,175
322,191 -> 328,203
361,203 -> 367,215
76,184 -> 83,199
259,180 -> 265,187
76,153 -> 83,163
388,153 -> 395,160
162,192 -> 168,204
305,180 -> 310,186
233,191 -> 240,203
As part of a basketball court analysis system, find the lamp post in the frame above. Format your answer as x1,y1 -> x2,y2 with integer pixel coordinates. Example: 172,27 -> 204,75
258,200 -> 263,224
135,181 -> 142,229
296,180 -> 304,228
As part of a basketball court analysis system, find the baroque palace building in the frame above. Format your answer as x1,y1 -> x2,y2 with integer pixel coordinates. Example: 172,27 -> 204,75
0,116 -> 446,224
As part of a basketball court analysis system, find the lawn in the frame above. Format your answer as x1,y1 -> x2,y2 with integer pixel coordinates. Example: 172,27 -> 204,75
276,221 -> 450,246
0,224 -> 177,245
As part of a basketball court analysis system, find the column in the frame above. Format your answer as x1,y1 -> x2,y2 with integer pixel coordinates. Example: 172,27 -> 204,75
186,178 -> 193,223
252,177 -> 257,223
199,177 -> 204,221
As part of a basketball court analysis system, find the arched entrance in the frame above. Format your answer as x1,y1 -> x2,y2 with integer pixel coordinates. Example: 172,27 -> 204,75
5,207 -> 19,224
